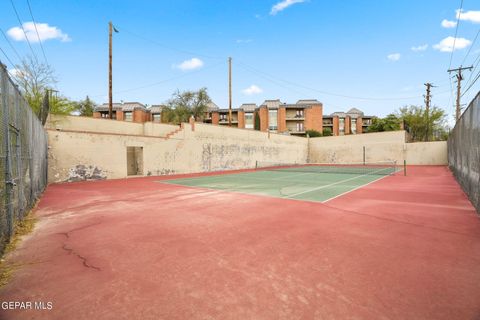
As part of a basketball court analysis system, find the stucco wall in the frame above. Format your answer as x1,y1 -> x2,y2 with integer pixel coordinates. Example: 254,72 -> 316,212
309,131 -> 447,165
46,116 -> 448,183
309,131 -> 407,164
406,141 -> 447,165
47,118 -> 308,182
46,114 -> 179,137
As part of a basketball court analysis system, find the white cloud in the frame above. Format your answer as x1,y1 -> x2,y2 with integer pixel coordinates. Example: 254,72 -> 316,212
411,44 -> 428,52
7,22 -> 70,42
236,39 -> 253,44
242,85 -> 263,95
456,9 -> 480,23
441,19 -> 457,28
270,0 -> 305,15
433,36 -> 471,52
174,58 -> 204,71
387,53 -> 401,61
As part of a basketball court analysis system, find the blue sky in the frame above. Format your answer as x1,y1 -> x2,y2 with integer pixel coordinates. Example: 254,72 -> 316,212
1,0 -> 479,123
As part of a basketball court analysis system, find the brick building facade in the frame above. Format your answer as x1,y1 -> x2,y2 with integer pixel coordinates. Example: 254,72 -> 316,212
93,100 -> 375,137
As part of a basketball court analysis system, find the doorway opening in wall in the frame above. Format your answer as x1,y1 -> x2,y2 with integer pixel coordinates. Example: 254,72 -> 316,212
127,146 -> 144,176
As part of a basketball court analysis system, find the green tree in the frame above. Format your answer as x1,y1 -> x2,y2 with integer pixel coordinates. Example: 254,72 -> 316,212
164,88 -> 211,124
367,114 -> 401,132
49,95 -> 78,115
76,96 -> 95,116
254,112 -> 260,130
398,105 -> 447,142
11,56 -> 57,115
322,127 -> 333,136
306,129 -> 322,137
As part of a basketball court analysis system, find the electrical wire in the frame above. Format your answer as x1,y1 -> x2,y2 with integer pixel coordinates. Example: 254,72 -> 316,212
0,27 -> 23,62
448,0 -> 464,70
236,60 -> 424,101
91,60 -> 225,98
117,25 -> 224,60
26,0 -> 48,64
9,0 -> 37,61
461,29 -> 480,66
0,48 -> 16,69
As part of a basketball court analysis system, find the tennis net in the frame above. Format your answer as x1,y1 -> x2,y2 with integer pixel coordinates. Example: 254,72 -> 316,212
255,161 -> 399,176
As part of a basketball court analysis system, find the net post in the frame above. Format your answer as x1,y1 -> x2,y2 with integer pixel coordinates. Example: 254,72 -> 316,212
403,160 -> 407,176
255,160 -> 258,169
363,146 -> 366,165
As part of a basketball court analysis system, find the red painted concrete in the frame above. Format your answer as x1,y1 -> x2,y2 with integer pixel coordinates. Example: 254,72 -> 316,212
0,166 -> 479,319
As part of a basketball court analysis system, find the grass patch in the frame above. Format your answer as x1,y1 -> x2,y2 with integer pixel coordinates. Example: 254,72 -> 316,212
0,210 -> 37,287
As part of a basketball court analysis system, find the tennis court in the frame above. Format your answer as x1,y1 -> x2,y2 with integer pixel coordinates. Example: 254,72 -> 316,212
162,161 -> 400,202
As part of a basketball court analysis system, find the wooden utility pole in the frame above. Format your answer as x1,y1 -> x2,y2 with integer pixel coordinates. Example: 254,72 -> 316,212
228,57 -> 232,126
108,21 -> 113,119
424,82 -> 434,141
448,66 -> 472,122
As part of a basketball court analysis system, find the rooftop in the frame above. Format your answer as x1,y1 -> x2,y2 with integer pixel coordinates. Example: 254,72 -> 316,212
94,102 -> 146,112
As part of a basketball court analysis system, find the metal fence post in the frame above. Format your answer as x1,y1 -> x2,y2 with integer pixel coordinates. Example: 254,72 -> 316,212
1,64 -> 14,239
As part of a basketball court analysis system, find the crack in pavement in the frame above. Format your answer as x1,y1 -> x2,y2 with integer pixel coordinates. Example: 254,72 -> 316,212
58,222 -> 103,271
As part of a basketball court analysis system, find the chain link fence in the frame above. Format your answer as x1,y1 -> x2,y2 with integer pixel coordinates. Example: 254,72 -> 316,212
448,91 -> 480,213
0,62 -> 48,253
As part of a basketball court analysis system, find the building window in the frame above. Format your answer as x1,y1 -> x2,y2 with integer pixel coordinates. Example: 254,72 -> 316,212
339,118 -> 345,135
295,110 -> 304,118
245,112 -> 254,129
220,114 -> 227,121
351,118 -> 357,134
124,111 -> 133,121
296,122 -> 304,132
101,111 -> 116,119
152,114 -> 161,122
268,110 -> 277,130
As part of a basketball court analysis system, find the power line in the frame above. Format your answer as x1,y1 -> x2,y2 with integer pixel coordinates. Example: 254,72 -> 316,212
448,0 -> 464,70
235,62 -> 348,109
26,0 -> 48,64
463,49 -> 480,91
0,27 -> 23,62
118,25 -> 223,60
91,61 -> 225,98
0,48 -> 17,69
0,56 -> 22,88
461,28 -> 480,66
236,60 -> 424,101
461,64 -> 480,97
9,0 -> 37,60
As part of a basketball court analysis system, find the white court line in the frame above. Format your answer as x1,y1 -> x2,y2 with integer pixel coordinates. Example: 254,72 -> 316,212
285,168 -> 391,198
321,174 -> 390,203
161,170 -> 315,183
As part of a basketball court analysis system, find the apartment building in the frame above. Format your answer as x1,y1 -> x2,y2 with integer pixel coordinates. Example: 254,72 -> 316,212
211,103 -> 257,129
322,108 -> 374,136
92,100 -> 375,137
150,105 -> 164,123
93,102 -> 150,123
203,102 -> 219,124
256,99 -> 323,135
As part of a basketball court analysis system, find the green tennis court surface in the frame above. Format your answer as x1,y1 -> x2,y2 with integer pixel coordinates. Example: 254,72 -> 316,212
162,162 -> 399,202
